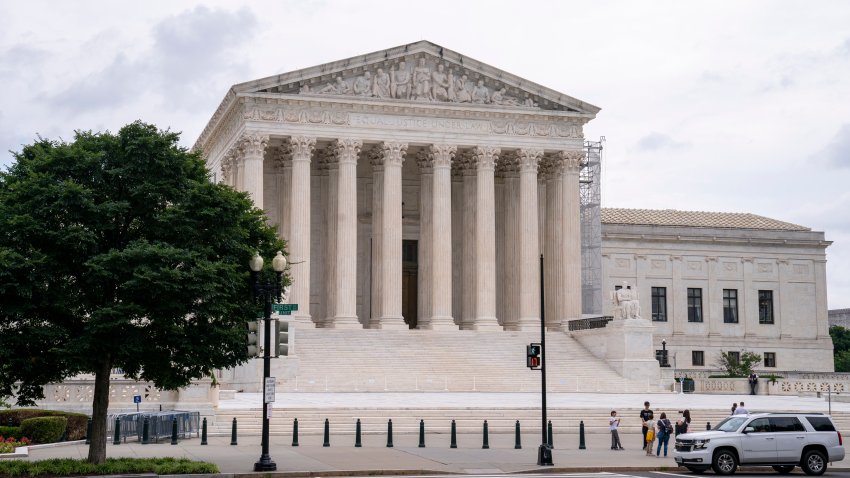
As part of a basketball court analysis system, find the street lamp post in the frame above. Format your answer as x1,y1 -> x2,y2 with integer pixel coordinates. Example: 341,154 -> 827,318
250,251 -> 287,472
661,339 -> 670,367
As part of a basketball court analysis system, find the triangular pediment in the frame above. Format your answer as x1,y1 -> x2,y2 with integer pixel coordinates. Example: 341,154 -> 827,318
233,41 -> 600,115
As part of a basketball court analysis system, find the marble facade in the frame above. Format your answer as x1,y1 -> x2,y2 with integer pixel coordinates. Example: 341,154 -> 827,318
196,41 -> 595,332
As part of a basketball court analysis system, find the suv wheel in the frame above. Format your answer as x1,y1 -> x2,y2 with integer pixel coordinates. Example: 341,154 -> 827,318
801,450 -> 827,476
712,449 -> 738,475
772,465 -> 795,474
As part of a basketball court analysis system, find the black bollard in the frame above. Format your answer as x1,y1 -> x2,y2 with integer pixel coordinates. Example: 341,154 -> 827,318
170,417 -> 178,445
706,422 -> 711,431
579,420 -> 586,450
515,420 -> 522,449
482,420 -> 490,449
387,419 -> 394,448
230,417 -> 237,446
85,418 -> 92,445
548,420 -> 554,449
355,419 -> 362,448
323,418 -> 330,447
142,416 -> 150,444
113,417 -> 120,445
419,419 -> 425,448
200,418 -> 208,445
450,419 -> 457,448
292,418 -> 299,447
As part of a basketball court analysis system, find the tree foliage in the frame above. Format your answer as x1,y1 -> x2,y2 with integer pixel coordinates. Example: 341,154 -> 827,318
0,121 -> 284,461
830,326 -> 850,372
715,351 -> 762,377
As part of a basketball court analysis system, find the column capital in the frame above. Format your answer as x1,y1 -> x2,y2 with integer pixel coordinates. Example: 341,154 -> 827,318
270,146 -> 292,172
238,133 -> 268,159
456,151 -> 478,176
550,150 -> 584,174
418,144 -> 456,172
331,138 -> 363,165
472,145 -> 500,171
370,141 -> 407,168
518,149 -> 543,173
288,136 -> 316,162
495,151 -> 519,177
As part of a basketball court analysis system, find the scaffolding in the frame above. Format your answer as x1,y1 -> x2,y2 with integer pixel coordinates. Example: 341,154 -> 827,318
580,137 -> 605,315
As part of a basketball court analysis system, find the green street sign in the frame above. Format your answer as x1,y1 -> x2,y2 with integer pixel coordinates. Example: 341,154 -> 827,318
272,303 -> 299,314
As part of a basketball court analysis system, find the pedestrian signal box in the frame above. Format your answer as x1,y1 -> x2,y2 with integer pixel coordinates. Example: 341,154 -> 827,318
527,343 -> 542,370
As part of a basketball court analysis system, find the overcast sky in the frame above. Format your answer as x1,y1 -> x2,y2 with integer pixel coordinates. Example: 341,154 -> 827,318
1,0 -> 849,308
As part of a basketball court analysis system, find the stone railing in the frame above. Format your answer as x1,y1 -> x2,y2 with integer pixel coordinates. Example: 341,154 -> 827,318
668,370 -> 850,396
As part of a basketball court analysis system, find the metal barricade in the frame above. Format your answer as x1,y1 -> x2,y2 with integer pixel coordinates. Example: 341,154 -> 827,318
106,411 -> 200,443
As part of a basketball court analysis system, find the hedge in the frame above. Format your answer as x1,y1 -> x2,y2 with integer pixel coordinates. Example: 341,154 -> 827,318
0,426 -> 23,440
20,417 -> 67,444
0,458 -> 218,476
0,410 -> 88,441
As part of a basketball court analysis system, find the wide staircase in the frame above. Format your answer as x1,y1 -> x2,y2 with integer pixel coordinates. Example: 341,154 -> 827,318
281,327 -> 658,393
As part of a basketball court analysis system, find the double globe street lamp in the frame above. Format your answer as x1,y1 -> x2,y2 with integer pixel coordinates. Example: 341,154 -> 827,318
249,250 -> 287,472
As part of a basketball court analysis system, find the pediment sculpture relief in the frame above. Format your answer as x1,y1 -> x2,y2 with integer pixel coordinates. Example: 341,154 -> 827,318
299,57 -> 542,109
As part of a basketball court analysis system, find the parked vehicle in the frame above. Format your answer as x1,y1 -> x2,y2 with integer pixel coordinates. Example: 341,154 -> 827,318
673,412 -> 844,475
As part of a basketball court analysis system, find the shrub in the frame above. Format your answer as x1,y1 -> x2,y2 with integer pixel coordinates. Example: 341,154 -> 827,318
19,417 -> 66,444
0,426 -> 23,440
0,458 -> 218,476
0,410 -> 88,441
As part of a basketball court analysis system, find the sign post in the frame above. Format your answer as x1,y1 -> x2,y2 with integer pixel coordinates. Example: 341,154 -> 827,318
133,395 -> 141,413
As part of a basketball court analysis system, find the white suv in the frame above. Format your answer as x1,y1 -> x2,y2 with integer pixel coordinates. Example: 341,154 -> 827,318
673,413 -> 844,475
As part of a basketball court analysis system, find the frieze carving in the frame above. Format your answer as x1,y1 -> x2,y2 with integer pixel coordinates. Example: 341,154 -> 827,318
757,263 -> 774,273
300,56 -> 545,109
723,262 -> 738,272
651,259 -> 666,270
687,261 -> 703,271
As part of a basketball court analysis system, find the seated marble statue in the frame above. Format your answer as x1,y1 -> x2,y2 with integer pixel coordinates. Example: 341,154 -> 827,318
611,281 -> 642,319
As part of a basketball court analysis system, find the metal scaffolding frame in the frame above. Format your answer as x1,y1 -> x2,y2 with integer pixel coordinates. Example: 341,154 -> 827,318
580,137 -> 605,315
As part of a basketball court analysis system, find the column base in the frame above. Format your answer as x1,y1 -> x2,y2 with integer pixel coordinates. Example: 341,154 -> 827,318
291,314 -> 315,329
374,316 -> 409,330
472,317 -> 502,331
514,318 -> 540,331
418,316 -> 458,331
328,316 -> 363,329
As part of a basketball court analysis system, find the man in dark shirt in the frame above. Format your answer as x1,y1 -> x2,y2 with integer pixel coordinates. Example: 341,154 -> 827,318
640,401 -> 653,449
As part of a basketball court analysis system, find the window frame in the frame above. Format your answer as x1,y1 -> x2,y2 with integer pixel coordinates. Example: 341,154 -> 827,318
759,290 -> 774,324
764,352 -> 776,368
722,289 -> 739,323
692,350 -> 705,367
687,288 -> 703,322
651,286 -> 667,322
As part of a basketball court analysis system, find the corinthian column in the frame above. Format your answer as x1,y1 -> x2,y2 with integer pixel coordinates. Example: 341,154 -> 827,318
220,150 -> 235,186
418,144 -> 457,330
327,139 -> 363,329
370,142 -> 408,330
545,150 -> 583,329
239,133 -> 268,208
287,136 -> 316,327
273,144 -> 293,240
471,146 -> 501,331
460,153 -> 477,329
516,149 -> 543,330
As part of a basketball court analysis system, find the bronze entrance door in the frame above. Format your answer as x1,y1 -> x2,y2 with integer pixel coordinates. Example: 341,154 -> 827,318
401,240 -> 418,329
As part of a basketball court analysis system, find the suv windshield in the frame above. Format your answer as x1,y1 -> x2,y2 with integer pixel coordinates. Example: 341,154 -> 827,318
714,416 -> 748,432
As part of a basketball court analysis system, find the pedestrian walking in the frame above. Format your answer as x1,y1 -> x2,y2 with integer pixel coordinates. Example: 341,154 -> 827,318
676,409 -> 691,436
731,402 -> 737,415
610,410 -> 624,450
644,413 -> 656,456
656,412 -> 673,457
640,401 -> 653,450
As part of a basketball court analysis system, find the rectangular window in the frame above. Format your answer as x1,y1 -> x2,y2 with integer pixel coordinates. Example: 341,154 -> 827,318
727,351 -> 740,365
651,287 -> 667,322
759,290 -> 774,324
692,350 -> 705,366
764,352 -> 776,368
614,285 -> 622,291
687,288 -> 703,322
723,289 -> 739,323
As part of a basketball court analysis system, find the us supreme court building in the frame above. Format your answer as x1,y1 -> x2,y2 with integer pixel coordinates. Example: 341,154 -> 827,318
195,41 -> 835,387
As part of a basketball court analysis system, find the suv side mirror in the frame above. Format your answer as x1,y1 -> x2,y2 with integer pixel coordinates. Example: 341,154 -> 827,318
743,426 -> 754,434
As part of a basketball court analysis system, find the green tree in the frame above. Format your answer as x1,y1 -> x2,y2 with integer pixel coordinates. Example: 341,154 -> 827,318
715,351 -> 762,377
830,326 -> 850,371
0,122 -> 284,463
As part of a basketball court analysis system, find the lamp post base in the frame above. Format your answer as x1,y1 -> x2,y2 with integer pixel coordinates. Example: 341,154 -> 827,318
537,444 -> 553,466
254,456 -> 277,472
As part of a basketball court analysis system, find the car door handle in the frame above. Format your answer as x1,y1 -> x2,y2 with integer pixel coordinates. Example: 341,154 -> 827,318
796,436 -> 805,439
766,437 -> 775,440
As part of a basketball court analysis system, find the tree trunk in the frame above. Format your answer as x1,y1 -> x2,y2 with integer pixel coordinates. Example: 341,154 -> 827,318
87,358 -> 112,464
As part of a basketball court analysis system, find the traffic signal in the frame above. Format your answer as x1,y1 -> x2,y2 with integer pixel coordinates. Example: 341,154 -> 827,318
273,320 -> 290,357
527,343 -> 541,369
246,321 -> 260,357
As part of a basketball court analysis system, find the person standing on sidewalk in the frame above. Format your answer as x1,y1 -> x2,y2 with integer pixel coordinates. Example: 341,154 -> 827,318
640,401 -> 653,449
676,409 -> 691,436
644,412 -> 656,456
656,412 -> 673,457
749,372 -> 759,395
610,410 -> 624,450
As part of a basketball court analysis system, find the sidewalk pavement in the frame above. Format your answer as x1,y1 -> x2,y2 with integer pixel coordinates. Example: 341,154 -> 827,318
23,432 -> 849,475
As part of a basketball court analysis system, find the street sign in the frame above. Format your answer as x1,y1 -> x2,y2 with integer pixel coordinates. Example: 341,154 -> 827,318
272,303 -> 299,314
133,395 -> 141,404
264,377 -> 276,403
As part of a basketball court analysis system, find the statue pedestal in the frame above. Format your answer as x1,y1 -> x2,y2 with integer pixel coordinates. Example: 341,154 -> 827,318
570,318 -> 660,382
